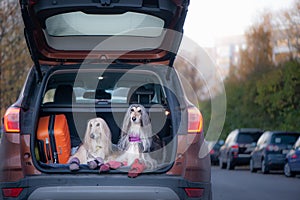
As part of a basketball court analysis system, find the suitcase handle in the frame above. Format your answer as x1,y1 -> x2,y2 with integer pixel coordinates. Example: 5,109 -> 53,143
48,115 -> 59,163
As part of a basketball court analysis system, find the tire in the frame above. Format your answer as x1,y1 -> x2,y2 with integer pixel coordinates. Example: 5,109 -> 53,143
219,158 -> 226,169
226,157 -> 235,170
261,159 -> 269,174
250,158 -> 257,173
284,163 -> 296,177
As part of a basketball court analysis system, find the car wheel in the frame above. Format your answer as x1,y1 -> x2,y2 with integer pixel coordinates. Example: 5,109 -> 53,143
261,159 -> 269,174
219,158 -> 226,169
284,163 -> 295,177
226,157 -> 235,170
250,158 -> 257,173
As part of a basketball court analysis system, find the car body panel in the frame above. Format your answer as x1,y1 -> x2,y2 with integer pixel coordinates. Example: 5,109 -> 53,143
286,137 -> 300,173
20,0 -> 189,65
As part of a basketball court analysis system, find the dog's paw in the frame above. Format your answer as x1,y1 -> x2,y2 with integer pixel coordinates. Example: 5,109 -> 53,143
87,160 -> 98,169
99,163 -> 110,173
69,157 -> 80,171
128,159 -> 146,178
88,157 -> 104,169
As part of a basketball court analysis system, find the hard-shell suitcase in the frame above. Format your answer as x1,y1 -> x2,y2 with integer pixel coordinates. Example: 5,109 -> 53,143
37,114 -> 71,164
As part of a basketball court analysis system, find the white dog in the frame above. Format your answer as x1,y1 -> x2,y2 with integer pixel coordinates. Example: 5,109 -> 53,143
69,118 -> 112,170
117,104 -> 157,170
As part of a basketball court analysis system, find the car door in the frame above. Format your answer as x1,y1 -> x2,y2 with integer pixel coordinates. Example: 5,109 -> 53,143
252,132 -> 267,168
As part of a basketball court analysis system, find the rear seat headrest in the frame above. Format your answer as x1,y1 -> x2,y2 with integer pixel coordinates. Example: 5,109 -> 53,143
128,85 -> 154,104
54,85 -> 76,104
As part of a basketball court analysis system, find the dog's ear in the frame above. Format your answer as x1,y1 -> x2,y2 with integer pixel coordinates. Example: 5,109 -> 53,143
102,119 -> 112,141
84,119 -> 92,144
100,118 -> 112,153
141,105 -> 151,127
121,105 -> 132,135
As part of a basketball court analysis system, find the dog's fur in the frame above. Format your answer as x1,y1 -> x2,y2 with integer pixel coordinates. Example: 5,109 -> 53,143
116,104 -> 158,169
69,118 -> 112,164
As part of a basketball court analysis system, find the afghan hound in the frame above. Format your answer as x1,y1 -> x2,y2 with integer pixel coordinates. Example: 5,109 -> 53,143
116,104 -> 158,171
69,117 -> 112,170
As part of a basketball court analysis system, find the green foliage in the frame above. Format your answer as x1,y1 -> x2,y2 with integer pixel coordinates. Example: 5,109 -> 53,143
201,60 -> 300,140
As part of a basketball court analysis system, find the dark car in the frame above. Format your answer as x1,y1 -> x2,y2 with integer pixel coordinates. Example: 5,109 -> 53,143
284,136 -> 300,177
208,140 -> 224,165
0,1 -> 212,200
250,131 -> 300,174
219,128 -> 264,170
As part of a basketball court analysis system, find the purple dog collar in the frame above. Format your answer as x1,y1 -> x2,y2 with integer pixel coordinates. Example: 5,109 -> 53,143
129,135 -> 141,142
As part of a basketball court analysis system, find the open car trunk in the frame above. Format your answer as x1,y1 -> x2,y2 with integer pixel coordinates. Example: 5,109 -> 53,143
33,64 -> 180,173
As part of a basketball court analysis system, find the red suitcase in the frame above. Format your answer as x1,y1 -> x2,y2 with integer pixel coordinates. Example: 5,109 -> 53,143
37,114 -> 71,164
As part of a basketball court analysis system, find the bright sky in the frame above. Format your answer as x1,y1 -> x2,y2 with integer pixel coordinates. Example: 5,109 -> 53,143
184,0 -> 295,47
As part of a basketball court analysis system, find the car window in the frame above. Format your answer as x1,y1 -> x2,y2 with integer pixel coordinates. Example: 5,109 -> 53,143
257,133 -> 267,146
43,70 -> 166,105
294,137 -> 300,149
271,134 -> 300,145
236,132 -> 262,144
46,11 -> 164,37
225,130 -> 236,144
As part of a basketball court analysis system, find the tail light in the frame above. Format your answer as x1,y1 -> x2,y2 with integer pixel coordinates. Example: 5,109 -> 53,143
187,107 -> 203,133
29,0 -> 38,6
2,188 -> 23,198
231,144 -> 239,149
3,107 -> 20,133
291,154 -> 297,159
184,188 -> 204,198
266,145 -> 279,152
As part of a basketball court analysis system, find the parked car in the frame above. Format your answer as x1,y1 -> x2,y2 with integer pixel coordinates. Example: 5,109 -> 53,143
0,1 -> 212,200
284,136 -> 300,177
208,140 -> 224,165
250,131 -> 300,174
219,128 -> 264,170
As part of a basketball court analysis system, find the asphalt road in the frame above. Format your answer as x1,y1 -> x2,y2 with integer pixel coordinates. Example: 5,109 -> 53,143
211,166 -> 300,200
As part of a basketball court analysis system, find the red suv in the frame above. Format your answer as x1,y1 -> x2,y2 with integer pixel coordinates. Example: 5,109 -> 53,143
0,0 -> 211,199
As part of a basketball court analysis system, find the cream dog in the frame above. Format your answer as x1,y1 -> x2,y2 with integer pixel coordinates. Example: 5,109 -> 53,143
69,117 -> 112,170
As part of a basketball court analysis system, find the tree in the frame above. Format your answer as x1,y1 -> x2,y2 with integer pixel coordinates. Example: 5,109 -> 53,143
274,0 -> 300,60
0,0 -> 32,120
238,13 -> 274,80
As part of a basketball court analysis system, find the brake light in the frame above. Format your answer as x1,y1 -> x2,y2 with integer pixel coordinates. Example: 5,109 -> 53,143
2,188 -> 23,198
291,154 -> 297,159
188,107 -> 203,133
184,188 -> 204,198
3,107 -> 20,133
266,145 -> 279,152
29,0 -> 38,6
231,144 -> 239,149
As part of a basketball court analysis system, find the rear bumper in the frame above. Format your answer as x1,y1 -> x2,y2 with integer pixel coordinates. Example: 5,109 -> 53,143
231,154 -> 251,166
266,154 -> 286,169
0,174 -> 211,200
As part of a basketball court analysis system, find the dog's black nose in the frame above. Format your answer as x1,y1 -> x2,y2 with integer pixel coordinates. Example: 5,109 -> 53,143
132,117 -> 136,122
90,133 -> 95,139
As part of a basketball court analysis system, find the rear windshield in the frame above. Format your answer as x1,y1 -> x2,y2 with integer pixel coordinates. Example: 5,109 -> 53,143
236,132 -> 262,144
43,70 -> 166,105
46,11 -> 164,37
271,134 -> 300,145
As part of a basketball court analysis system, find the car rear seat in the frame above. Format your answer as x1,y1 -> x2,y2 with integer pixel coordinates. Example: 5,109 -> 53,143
54,85 -> 81,148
